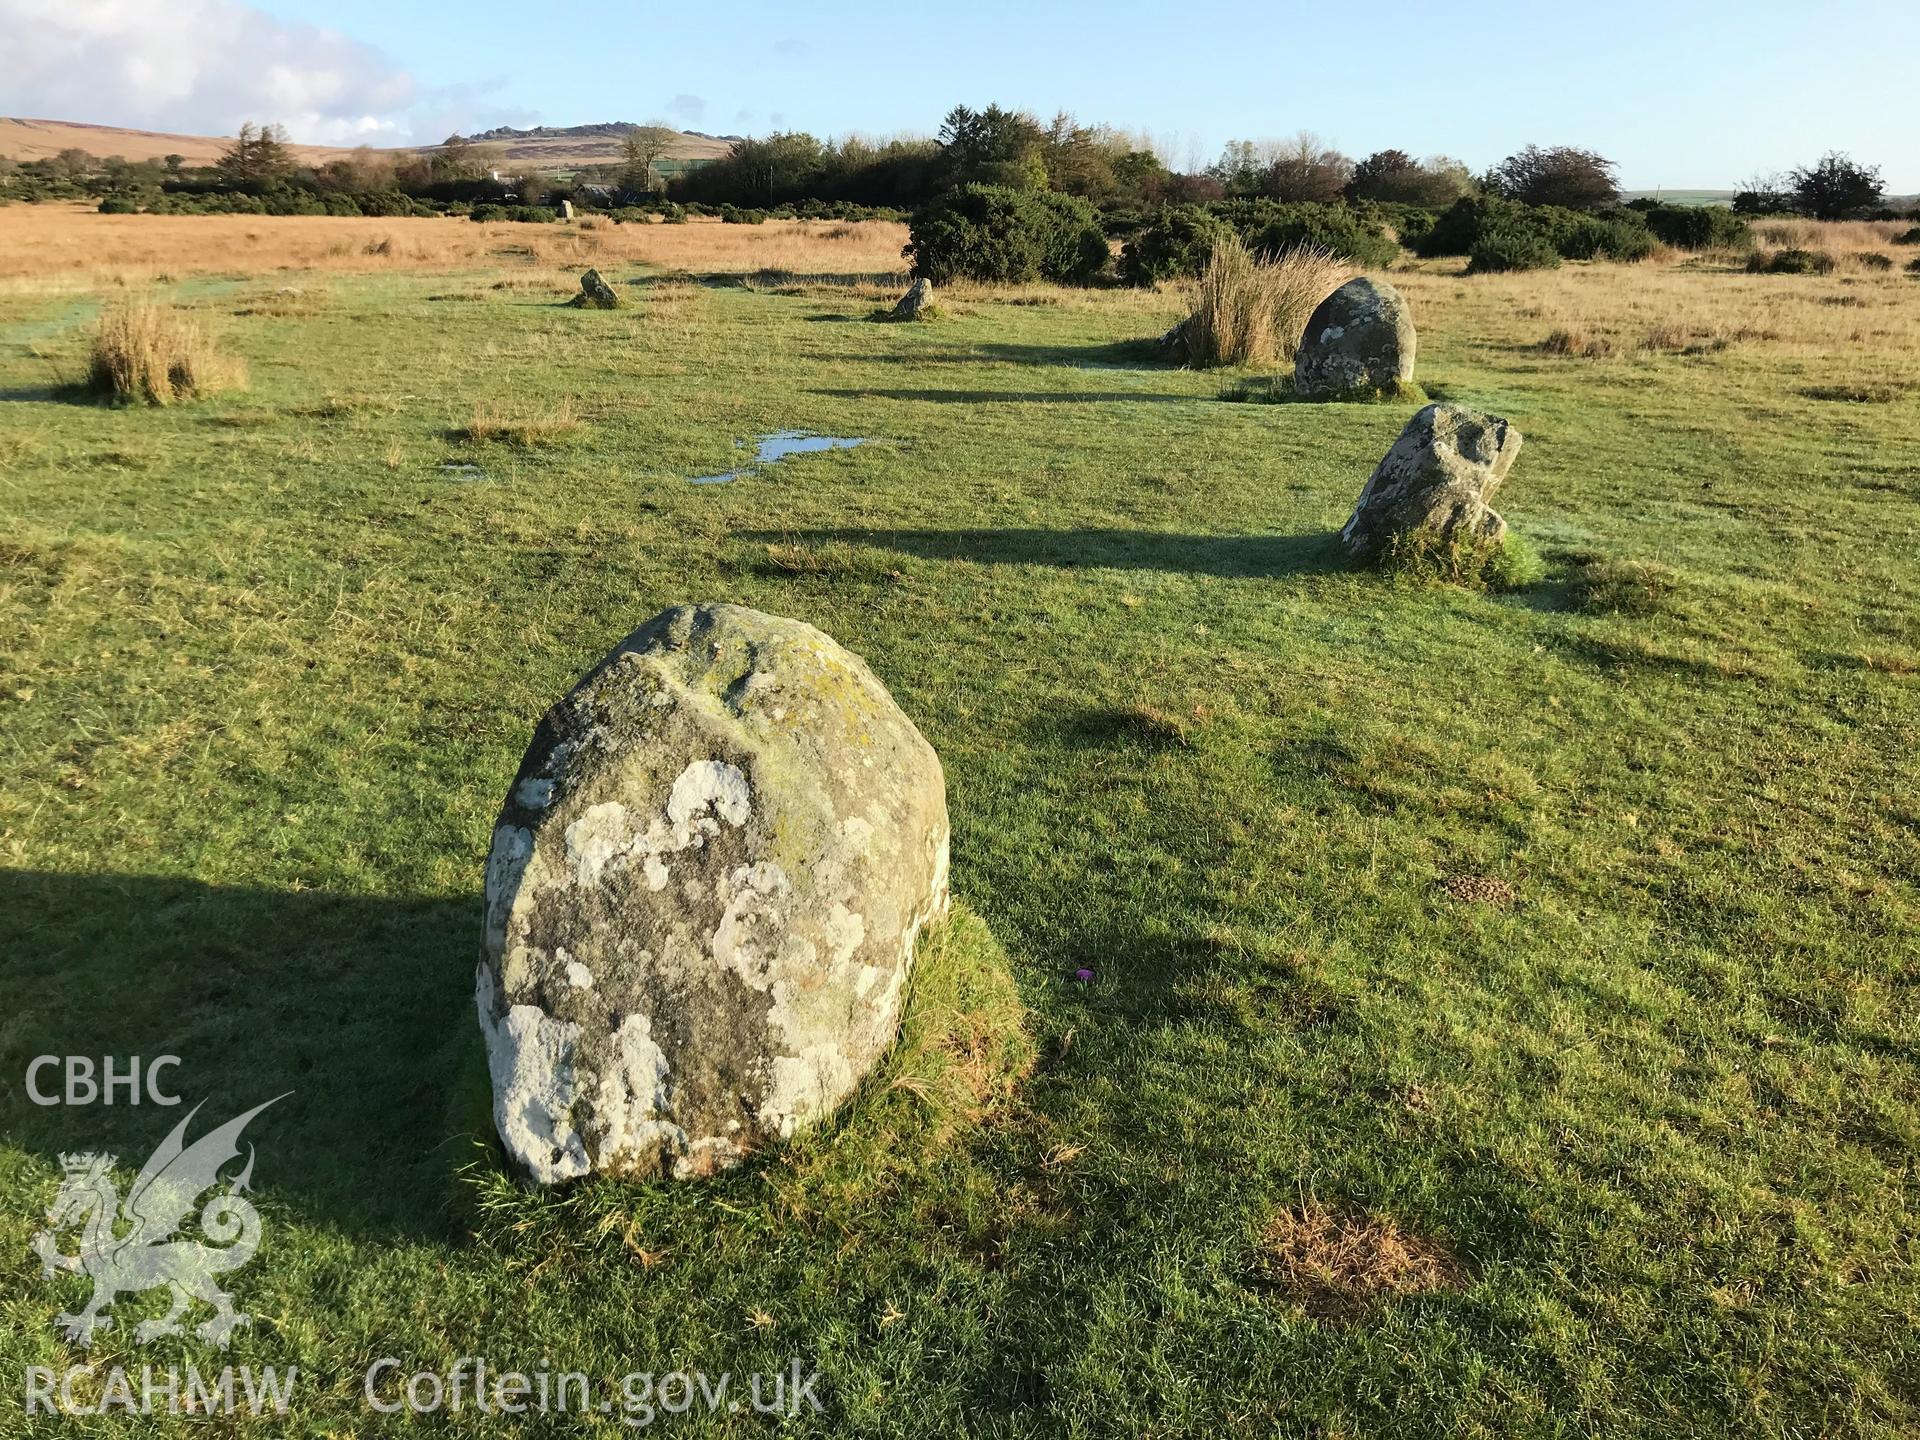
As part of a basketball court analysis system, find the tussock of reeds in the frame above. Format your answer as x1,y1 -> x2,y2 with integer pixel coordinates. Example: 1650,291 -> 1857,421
86,300 -> 244,405
1181,234 -> 1351,369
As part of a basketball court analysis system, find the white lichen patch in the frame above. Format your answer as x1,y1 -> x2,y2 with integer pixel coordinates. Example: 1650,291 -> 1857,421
824,902 -> 866,968
475,971 -> 589,1184
667,760 -> 751,830
710,861 -> 793,991
556,762 -> 751,893
483,826 -> 534,953
591,1013 -> 684,1165
765,1043 -> 860,1138
565,960 -> 594,989
514,778 -> 557,809
564,801 -> 630,887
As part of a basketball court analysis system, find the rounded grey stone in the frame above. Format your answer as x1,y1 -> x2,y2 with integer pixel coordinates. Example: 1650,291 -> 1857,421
476,604 -> 950,1183
1294,277 -> 1417,398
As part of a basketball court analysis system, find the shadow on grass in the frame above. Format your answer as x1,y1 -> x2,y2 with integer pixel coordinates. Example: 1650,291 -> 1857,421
811,387 -> 1203,406
804,340 -> 1171,369
741,526 -> 1346,580
0,868 -> 478,1244
0,383 -> 93,405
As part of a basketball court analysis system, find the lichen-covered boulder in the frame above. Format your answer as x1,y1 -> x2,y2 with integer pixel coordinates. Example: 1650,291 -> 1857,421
476,604 -> 950,1183
889,277 -> 932,320
573,268 -> 621,309
1341,403 -> 1522,558
1293,277 -> 1416,399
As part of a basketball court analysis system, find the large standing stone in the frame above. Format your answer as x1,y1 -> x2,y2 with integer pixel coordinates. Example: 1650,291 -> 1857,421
573,268 -> 621,309
1294,277 -> 1416,399
476,604 -> 950,1184
1341,404 -> 1522,558
888,277 -> 933,320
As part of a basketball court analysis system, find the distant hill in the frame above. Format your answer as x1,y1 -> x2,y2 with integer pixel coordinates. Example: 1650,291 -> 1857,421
448,124 -> 736,168
0,117 -> 356,166
1621,189 -> 1737,206
0,117 -> 736,171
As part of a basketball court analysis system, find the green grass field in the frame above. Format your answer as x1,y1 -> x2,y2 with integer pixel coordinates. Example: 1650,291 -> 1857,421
2,252 -> 1917,1436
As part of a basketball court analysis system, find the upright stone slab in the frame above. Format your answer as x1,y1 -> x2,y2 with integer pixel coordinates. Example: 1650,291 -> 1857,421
574,268 -> 621,309
1342,403 -> 1522,558
476,604 -> 950,1183
1294,277 -> 1416,399
889,277 -> 933,320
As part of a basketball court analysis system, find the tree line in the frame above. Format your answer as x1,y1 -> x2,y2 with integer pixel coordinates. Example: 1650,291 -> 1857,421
0,108 -> 1904,225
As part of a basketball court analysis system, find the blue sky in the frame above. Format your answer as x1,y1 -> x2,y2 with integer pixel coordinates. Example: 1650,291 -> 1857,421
8,0 -> 1918,188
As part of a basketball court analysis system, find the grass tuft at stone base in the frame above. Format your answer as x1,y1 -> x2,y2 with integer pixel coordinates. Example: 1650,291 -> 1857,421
1371,530 -> 1543,591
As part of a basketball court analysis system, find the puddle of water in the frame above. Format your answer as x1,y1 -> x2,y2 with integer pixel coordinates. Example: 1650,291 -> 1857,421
690,431 -> 871,485
754,431 -> 867,463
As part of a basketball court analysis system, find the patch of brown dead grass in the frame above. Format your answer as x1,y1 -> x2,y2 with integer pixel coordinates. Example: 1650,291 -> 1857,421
1254,1200 -> 1466,1318
0,204 -> 912,289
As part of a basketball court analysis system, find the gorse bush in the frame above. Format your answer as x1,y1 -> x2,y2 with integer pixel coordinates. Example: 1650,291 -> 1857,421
1896,227 -> 1920,245
1550,211 -> 1657,262
1244,203 -> 1398,270
1032,191 -> 1113,284
86,301 -> 244,406
1180,233 -> 1350,368
907,185 -> 1109,284
1747,248 -> 1835,275
1121,200 -> 1395,285
1857,252 -> 1894,271
469,203 -> 560,224
1641,204 -> 1751,250
1121,204 -> 1227,284
1369,202 -> 1439,250
1422,196 -> 1653,263
1468,227 -> 1563,273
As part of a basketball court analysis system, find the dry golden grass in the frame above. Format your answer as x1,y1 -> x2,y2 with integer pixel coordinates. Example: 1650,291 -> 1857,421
1254,1200 -> 1466,1319
0,204 -> 911,290
1182,233 -> 1351,368
85,299 -> 244,405
1398,239 -> 1920,364
452,396 -> 581,448
1749,217 -> 1910,260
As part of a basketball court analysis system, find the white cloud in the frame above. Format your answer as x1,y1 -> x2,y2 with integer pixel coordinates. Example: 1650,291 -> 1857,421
0,0 -> 421,141
668,94 -> 707,124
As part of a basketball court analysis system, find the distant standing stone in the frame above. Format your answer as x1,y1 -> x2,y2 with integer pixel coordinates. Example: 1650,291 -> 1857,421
575,268 -> 621,309
889,277 -> 933,320
560,199 -> 575,221
1294,277 -> 1416,399
1342,404 -> 1522,558
476,604 -> 951,1184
